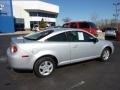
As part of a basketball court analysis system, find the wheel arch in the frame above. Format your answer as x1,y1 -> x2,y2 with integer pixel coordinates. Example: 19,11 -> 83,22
100,46 -> 112,58
102,46 -> 112,54
33,54 -> 58,69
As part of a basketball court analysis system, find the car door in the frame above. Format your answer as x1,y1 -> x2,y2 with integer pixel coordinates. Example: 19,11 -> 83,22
66,31 -> 100,63
46,32 -> 71,65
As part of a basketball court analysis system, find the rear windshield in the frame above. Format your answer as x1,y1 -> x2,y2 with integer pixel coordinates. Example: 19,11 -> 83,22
24,30 -> 53,40
106,28 -> 117,31
89,22 -> 97,29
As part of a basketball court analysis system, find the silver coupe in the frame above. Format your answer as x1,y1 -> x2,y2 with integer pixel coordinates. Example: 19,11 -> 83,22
7,28 -> 114,77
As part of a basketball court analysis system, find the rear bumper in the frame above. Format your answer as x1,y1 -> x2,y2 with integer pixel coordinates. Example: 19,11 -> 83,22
7,48 -> 33,70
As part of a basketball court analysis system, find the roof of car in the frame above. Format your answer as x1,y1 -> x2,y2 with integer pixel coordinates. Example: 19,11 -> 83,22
37,28 -> 96,41
45,28 -> 93,35
64,21 -> 93,24
46,28 -> 79,32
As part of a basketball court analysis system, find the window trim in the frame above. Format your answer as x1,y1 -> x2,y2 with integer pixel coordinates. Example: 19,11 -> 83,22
66,31 -> 96,42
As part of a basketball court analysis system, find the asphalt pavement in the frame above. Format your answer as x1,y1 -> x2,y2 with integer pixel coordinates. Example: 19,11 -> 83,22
0,34 -> 120,90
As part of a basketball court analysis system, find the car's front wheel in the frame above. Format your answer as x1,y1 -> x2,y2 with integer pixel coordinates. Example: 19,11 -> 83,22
33,57 -> 55,78
100,48 -> 111,61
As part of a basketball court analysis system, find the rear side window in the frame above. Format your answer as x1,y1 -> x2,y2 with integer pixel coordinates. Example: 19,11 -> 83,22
70,23 -> 77,28
47,32 -> 67,42
62,24 -> 69,28
79,22 -> 89,28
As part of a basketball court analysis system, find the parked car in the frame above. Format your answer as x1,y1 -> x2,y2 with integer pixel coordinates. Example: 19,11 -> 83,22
62,21 -> 98,36
7,28 -> 114,77
46,26 -> 62,29
104,27 -> 117,38
32,24 -> 39,31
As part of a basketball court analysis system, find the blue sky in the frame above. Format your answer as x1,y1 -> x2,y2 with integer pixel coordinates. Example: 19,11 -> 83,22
44,0 -> 120,25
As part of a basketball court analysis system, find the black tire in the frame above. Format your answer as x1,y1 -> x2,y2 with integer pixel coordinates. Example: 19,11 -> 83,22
100,48 -> 111,62
33,57 -> 55,78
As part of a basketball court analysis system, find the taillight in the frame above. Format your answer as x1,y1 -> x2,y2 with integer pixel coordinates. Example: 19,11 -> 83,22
11,45 -> 17,53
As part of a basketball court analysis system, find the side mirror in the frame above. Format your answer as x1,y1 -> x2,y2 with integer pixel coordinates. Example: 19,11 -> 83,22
90,38 -> 98,43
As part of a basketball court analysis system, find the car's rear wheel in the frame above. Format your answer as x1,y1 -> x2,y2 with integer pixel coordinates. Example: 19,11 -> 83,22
100,48 -> 111,61
33,57 -> 55,78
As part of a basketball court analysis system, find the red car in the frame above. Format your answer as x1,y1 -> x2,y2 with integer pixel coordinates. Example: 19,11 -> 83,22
62,21 -> 97,36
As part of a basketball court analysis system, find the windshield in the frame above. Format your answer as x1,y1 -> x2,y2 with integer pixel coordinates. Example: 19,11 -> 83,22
24,30 -> 54,40
106,28 -> 117,31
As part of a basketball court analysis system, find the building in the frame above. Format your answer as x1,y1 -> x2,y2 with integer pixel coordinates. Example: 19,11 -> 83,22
13,0 -> 59,31
0,0 -> 59,33
0,0 -> 15,33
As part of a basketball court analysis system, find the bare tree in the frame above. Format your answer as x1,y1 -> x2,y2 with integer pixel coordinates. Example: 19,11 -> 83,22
90,13 -> 100,28
90,13 -> 99,22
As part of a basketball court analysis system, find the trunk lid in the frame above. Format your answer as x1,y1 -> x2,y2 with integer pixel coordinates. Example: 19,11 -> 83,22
11,36 -> 24,43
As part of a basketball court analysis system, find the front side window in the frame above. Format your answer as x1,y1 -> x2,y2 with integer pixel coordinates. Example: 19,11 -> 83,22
66,31 -> 84,42
66,31 -> 95,42
83,32 -> 95,41
47,32 -> 67,42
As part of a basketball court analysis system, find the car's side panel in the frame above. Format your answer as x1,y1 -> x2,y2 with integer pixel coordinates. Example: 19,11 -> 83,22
7,29 -> 114,71
30,42 -> 71,68
70,41 -> 101,62
99,40 -> 114,55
